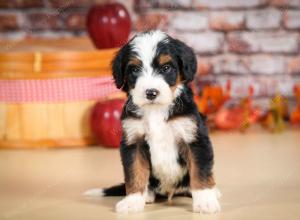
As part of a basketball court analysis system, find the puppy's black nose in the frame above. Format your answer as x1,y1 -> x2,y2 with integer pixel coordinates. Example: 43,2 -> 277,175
146,89 -> 159,100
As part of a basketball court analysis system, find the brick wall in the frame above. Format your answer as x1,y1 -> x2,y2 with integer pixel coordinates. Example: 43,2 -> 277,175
0,0 -> 300,98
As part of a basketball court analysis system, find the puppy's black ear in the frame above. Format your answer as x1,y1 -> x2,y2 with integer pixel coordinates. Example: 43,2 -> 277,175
173,39 -> 197,83
112,43 -> 130,90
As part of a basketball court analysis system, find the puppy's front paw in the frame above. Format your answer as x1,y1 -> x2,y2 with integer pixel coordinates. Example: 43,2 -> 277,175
115,193 -> 145,214
192,188 -> 221,214
144,189 -> 155,203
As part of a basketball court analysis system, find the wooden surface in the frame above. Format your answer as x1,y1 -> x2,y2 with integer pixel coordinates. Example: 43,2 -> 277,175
0,130 -> 299,219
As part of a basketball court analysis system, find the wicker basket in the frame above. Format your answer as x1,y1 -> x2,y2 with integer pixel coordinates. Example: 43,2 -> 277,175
0,38 -> 120,148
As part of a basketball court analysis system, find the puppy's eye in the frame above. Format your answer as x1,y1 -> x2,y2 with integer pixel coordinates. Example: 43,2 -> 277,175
132,67 -> 139,73
161,64 -> 171,73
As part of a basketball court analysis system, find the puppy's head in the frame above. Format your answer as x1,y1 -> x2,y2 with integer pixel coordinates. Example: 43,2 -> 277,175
112,30 -> 197,107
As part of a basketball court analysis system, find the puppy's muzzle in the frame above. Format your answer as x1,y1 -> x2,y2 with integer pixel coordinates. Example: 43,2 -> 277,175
146,89 -> 160,100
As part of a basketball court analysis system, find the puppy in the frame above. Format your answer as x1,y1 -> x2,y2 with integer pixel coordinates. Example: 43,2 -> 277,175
85,30 -> 220,214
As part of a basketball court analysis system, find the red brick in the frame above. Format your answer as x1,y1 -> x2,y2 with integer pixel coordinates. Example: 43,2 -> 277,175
228,32 -> 299,54
197,57 -> 212,75
284,10 -> 300,29
0,13 -> 20,31
134,12 -> 168,31
175,32 -> 224,55
48,0 -> 93,8
249,55 -> 286,74
170,12 -> 208,31
134,0 -> 152,11
209,11 -> 245,31
246,9 -> 282,29
194,0 -> 268,9
25,12 -> 63,30
66,12 -> 87,31
0,0 -> 44,8
271,0 -> 300,8
288,57 -> 300,74
211,55 -> 249,75
227,36 -> 251,53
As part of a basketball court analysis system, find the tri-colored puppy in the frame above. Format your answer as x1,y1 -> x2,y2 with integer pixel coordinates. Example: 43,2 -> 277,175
85,30 -> 221,214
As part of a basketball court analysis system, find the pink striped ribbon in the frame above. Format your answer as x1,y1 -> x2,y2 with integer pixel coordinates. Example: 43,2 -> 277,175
0,77 -> 120,103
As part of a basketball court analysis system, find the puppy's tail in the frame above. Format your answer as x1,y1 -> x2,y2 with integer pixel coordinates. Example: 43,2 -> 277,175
83,183 -> 126,197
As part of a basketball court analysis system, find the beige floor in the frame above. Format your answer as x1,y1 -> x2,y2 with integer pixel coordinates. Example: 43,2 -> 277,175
0,129 -> 300,220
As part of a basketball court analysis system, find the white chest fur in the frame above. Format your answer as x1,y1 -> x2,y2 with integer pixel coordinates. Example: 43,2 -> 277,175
122,106 -> 197,193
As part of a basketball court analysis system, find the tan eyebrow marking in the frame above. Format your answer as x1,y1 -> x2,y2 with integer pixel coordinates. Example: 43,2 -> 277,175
159,54 -> 172,65
128,57 -> 142,66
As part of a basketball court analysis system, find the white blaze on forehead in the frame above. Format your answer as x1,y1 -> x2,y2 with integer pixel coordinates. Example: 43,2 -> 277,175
129,31 -> 172,107
130,31 -> 168,71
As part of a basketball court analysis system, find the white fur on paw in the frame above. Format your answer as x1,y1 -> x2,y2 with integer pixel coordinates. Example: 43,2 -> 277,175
115,193 -> 145,213
144,190 -> 155,203
83,188 -> 103,197
192,188 -> 221,214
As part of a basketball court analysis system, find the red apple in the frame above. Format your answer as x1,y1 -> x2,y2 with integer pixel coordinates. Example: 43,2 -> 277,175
91,99 -> 125,148
86,3 -> 131,49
